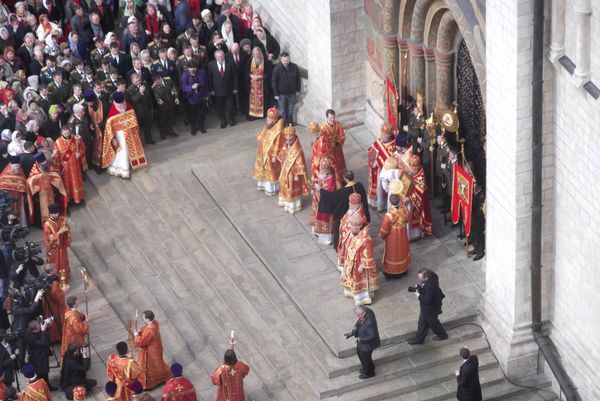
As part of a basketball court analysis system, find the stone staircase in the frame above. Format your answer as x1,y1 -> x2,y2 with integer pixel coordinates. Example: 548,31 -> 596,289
65,120 -> 555,401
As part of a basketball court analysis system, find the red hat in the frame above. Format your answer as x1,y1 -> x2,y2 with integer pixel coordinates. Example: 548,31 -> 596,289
72,386 -> 86,401
349,193 -> 362,205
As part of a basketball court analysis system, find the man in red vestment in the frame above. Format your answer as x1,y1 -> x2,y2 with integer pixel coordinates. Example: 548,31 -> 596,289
277,126 -> 309,214
130,381 -> 156,401
0,158 -> 27,225
19,364 -> 51,401
43,203 -> 72,281
367,122 -> 396,211
134,311 -> 171,390
107,342 -> 143,401
211,345 -> 250,401
42,264 -> 66,344
53,126 -> 87,204
61,296 -> 89,364
379,194 -> 412,278
26,156 -> 68,225
102,92 -> 147,179
406,154 -> 433,240
308,120 -> 335,185
337,193 -> 368,272
321,109 -> 346,186
161,363 -> 198,401
310,158 -> 336,246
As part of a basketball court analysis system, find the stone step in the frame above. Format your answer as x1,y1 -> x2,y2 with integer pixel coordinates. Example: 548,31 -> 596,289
80,170 -> 318,400
318,334 -> 489,398
438,378 -> 554,401
321,351 -> 499,401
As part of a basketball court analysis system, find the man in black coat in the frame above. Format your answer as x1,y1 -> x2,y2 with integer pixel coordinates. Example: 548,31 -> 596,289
455,347 -> 482,401
25,319 -> 57,389
346,306 -> 380,379
271,52 -> 301,126
207,49 -> 238,128
60,343 -> 97,399
408,268 -> 449,344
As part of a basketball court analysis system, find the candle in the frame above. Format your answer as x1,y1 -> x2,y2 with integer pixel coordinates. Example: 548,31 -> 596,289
230,331 -> 235,339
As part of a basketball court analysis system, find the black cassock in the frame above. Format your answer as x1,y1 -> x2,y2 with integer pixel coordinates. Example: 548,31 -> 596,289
318,181 -> 370,248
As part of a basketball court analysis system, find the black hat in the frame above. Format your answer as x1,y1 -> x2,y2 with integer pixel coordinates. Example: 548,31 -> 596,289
171,363 -> 183,377
116,341 -> 128,355
112,91 -> 125,104
48,203 -> 61,214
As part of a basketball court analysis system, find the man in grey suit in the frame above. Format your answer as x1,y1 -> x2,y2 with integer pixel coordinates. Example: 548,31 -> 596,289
346,306 -> 380,379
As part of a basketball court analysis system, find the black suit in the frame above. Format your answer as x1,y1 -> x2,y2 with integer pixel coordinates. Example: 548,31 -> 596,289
415,272 -> 448,342
108,53 -> 130,78
0,344 -> 17,385
20,151 -> 36,178
352,308 -> 380,377
207,59 -> 238,126
126,67 -> 151,86
457,356 -> 482,401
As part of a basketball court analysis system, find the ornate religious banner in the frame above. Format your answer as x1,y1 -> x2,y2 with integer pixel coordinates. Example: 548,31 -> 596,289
386,77 -> 398,131
451,163 -> 474,235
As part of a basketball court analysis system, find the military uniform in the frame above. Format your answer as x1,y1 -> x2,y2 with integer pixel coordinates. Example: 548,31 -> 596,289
147,40 -> 168,60
95,66 -> 112,82
176,55 -> 197,77
90,47 -> 108,70
70,68 -> 86,84
66,94 -> 85,112
47,81 -> 71,105
104,78 -> 119,96
151,77 -> 179,139
68,114 -> 93,163
151,59 -> 176,80
40,66 -> 63,85
175,33 -> 191,55
126,83 -> 155,144
80,74 -> 95,92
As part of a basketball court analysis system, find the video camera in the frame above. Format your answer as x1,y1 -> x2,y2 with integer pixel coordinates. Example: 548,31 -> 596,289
12,242 -> 43,262
0,189 -> 19,222
36,315 -> 56,326
407,283 -> 424,293
20,274 -> 60,303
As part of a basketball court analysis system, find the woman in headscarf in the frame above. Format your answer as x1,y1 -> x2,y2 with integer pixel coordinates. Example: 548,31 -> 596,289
26,100 -> 47,126
139,49 -> 153,69
251,26 -> 280,62
159,22 -> 174,48
129,41 -> 141,60
221,20 -> 235,49
246,46 -> 272,119
36,13 -> 54,41
44,31 -> 61,57
7,130 -> 24,155
0,27 -> 13,52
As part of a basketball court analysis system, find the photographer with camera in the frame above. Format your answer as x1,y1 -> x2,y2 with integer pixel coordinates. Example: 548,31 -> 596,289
24,319 -> 58,390
60,343 -> 97,399
9,247 -> 44,290
345,305 -> 380,379
11,288 -> 45,359
0,330 -> 19,388
407,268 -> 449,345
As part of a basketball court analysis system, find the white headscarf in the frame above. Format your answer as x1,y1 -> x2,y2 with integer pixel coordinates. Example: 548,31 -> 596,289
221,21 -> 235,49
7,131 -> 24,156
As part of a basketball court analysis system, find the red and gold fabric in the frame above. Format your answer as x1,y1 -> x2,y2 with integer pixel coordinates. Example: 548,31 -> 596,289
134,321 -> 171,390
26,162 -> 68,224
107,355 -> 143,401
88,101 -> 105,168
43,281 -> 65,343
379,205 -> 412,275
43,216 -> 71,281
19,379 -> 50,401
53,136 -> 87,204
0,163 -> 26,216
252,119 -> 285,183
210,361 -> 250,401
341,229 -> 378,294
248,58 -> 265,118
72,386 -> 86,401
60,309 -> 88,363
407,167 -> 433,236
337,207 -> 368,267
321,121 -> 346,185
277,138 -> 309,202
367,139 -> 396,200
309,134 -> 335,185
309,173 -> 335,231
386,77 -> 398,131
451,162 -> 474,236
161,377 -> 198,401
102,109 -> 147,170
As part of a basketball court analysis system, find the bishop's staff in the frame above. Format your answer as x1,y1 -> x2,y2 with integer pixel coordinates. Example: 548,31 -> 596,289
80,267 -> 92,355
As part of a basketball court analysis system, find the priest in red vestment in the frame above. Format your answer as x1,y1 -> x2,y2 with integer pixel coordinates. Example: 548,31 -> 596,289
161,363 -> 198,401
337,193 -> 368,272
134,311 -> 171,390
406,154 -> 433,240
26,155 -> 68,225
84,90 -> 106,171
308,120 -> 335,185
379,194 -> 412,278
277,126 -> 309,214
0,158 -> 27,224
321,110 -> 346,186
43,264 -> 66,344
107,342 -> 143,401
102,92 -> 147,179
211,348 -> 250,401
310,158 -> 336,245
43,203 -> 72,281
252,108 -> 285,195
60,296 -> 89,364
19,364 -> 51,401
367,122 -> 396,211
53,126 -> 87,204
130,381 -> 156,401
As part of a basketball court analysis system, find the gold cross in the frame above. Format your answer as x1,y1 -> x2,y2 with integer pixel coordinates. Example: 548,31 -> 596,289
229,368 -> 237,376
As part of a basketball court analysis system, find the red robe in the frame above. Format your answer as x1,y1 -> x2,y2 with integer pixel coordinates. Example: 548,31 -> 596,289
277,138 -> 309,202
102,102 -> 147,170
19,379 -> 51,401
321,121 -> 346,185
107,355 -> 143,401
0,163 -> 26,220
161,376 -> 198,401
309,134 -> 334,185
43,282 -> 66,343
408,168 -> 433,236
53,135 -> 87,204
379,205 -> 412,275
337,208 -> 368,267
211,361 -> 250,401
341,228 -> 378,295
43,216 -> 71,281
311,173 -> 336,234
134,321 -> 171,389
367,138 -> 396,201
26,162 -> 68,224
60,309 -> 88,363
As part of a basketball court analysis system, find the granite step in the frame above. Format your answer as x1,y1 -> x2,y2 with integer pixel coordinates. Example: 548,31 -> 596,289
438,378 -> 554,401
322,351 -> 499,401
318,333 -> 489,398
79,169 -> 318,400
